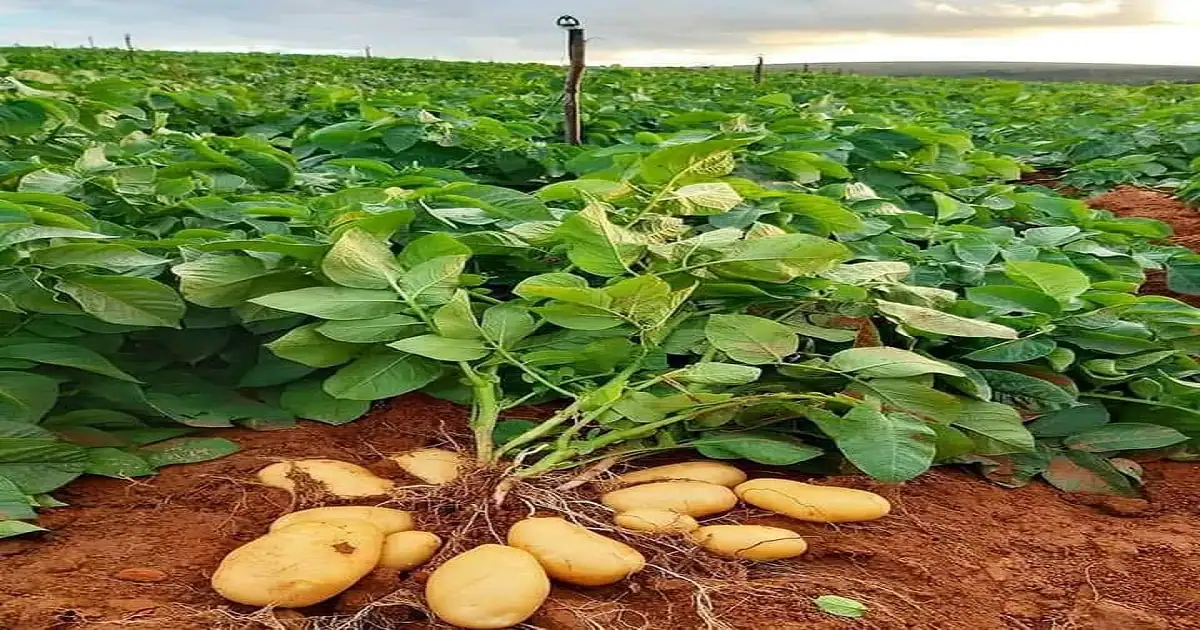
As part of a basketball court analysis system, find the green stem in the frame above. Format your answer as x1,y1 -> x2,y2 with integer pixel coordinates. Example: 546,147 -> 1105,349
494,346 -> 576,397
459,362 -> 500,463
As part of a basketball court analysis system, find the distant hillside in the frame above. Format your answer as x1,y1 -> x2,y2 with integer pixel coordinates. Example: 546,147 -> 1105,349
743,62 -> 1200,84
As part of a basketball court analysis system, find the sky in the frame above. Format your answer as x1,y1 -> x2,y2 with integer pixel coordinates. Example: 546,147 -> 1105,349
1,0 -> 1199,66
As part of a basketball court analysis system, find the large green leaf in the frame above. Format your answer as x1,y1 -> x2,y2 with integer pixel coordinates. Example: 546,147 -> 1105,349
173,255 -> 272,308
323,349 -> 444,401
554,203 -> 646,276
1004,261 -> 1091,303
57,274 -> 184,327
705,314 -> 798,364
388,334 -> 490,361
1063,423 -> 1189,452
250,287 -> 400,320
266,323 -> 360,367
31,244 -> 168,269
830,406 -> 937,483
0,343 -> 139,382
316,314 -> 422,343
322,228 -> 402,289
398,255 -> 466,306
0,437 -> 87,494
829,347 -> 965,378
876,300 -> 1018,339
710,234 -> 849,283
693,431 -> 822,465
280,379 -> 371,425
0,372 -> 59,423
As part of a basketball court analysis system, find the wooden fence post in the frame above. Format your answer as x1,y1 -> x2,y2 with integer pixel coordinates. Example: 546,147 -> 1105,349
365,46 -> 372,59
124,33 -> 134,62
557,15 -> 586,145
754,55 -> 764,84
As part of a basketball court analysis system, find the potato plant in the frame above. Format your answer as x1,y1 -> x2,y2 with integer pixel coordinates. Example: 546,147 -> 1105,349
2,49 -> 1200,537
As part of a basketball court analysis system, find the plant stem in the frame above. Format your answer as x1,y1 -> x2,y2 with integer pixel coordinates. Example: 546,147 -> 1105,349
459,362 -> 500,463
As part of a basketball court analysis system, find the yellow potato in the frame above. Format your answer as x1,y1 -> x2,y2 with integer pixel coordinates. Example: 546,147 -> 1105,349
691,525 -> 808,561
425,544 -> 550,629
211,520 -> 384,608
507,517 -> 645,586
616,461 -> 747,488
269,506 -> 414,535
378,531 -> 442,570
734,478 -> 891,523
602,481 -> 738,517
613,509 -> 700,534
257,459 -> 394,498
389,448 -> 462,485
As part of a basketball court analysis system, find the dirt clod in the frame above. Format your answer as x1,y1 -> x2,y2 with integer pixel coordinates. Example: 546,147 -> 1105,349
114,568 -> 169,583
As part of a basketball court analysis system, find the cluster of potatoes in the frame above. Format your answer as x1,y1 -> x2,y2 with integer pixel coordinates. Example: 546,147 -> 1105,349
211,454 -> 891,629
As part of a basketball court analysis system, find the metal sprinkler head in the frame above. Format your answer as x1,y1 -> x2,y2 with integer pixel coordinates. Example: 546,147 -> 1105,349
556,15 -> 582,29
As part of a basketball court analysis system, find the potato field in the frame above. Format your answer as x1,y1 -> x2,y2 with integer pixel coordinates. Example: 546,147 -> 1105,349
1,48 -> 1200,629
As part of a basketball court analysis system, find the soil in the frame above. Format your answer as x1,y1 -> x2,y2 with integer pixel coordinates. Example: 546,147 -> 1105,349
2,393 -> 1199,630
5,185 -> 1200,630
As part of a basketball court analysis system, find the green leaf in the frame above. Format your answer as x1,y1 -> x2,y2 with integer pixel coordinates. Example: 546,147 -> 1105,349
481,303 -> 537,348
388,334 -> 490,361
433,291 -> 482,339
323,349 -> 444,401
0,372 -> 59,423
0,438 -> 87,493
1004,261 -> 1091,303
1063,424 -> 1189,452
322,228 -> 402,289
280,379 -> 370,425
669,182 -> 743,215
1042,450 -> 1138,497
980,369 -> 1076,413
398,255 -> 466,306
250,287 -> 400,320
554,203 -> 646,276
0,225 -> 111,247
137,437 -> 240,467
266,323 -> 360,367
56,274 -> 184,327
31,244 -> 168,269
515,273 -> 607,306
953,400 -> 1035,453
877,300 -> 1018,339
705,314 -> 798,364
399,233 -> 471,267
814,595 -> 868,619
537,302 -> 624,330
673,362 -> 762,385
963,337 -> 1057,363
851,378 -> 964,421
0,343 -> 139,382
831,406 -> 936,483
316,314 -> 422,343
0,100 -> 48,136
173,256 -> 273,308
85,447 -> 156,478
1167,260 -> 1200,296
693,432 -> 822,465
983,278 -> 1061,313
710,234 -> 849,283
1028,405 -> 1110,438
440,183 -> 553,221
0,476 -> 36,520
829,347 -> 965,378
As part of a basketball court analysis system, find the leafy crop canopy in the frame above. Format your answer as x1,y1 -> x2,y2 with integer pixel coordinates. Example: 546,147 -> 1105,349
1,47 -> 1199,535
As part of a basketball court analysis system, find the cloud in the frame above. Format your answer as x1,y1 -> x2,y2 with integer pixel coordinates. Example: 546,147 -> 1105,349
0,0 -> 1172,62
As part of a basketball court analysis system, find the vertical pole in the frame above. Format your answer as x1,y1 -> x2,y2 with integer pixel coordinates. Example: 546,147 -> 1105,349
88,36 -> 95,49
559,16 -> 586,145
754,55 -> 765,84
803,63 -> 810,73
365,45 -> 372,59
124,33 -> 134,62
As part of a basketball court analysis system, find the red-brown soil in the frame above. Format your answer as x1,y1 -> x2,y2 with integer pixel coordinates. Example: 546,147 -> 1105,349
2,394 -> 1200,630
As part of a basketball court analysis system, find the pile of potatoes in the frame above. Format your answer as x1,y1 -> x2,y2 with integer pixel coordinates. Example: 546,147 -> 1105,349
213,455 -> 891,629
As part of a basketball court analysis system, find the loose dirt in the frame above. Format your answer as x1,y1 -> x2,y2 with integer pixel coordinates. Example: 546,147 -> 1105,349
3,394 -> 1199,630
